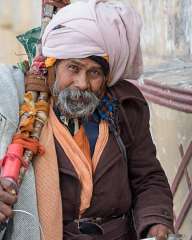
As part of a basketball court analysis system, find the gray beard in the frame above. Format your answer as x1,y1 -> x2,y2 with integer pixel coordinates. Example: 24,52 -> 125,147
52,83 -> 100,119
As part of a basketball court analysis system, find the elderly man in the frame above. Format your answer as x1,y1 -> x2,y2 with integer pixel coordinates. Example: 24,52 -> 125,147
0,0 -> 174,239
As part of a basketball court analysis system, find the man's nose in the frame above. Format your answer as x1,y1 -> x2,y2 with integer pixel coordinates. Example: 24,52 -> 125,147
74,72 -> 89,91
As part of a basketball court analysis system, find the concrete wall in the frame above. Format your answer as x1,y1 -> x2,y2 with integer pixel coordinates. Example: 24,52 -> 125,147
130,0 -> 192,60
0,0 -> 41,64
0,0 -> 41,30
0,0 -> 192,62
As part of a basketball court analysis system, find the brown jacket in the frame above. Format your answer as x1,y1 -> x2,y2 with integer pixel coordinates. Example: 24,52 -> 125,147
55,80 -> 174,240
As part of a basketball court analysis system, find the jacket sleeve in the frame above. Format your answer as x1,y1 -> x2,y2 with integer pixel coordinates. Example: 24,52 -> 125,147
127,99 -> 174,238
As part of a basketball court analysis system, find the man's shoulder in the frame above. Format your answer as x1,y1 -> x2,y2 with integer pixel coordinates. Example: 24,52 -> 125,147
110,80 -> 149,145
110,79 -> 146,105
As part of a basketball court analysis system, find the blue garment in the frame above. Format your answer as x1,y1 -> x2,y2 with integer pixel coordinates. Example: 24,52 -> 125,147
83,94 -> 118,157
83,121 -> 99,157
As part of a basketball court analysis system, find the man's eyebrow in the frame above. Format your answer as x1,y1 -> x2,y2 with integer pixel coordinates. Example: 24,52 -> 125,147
68,59 -> 86,68
89,66 -> 103,70
69,59 -> 102,70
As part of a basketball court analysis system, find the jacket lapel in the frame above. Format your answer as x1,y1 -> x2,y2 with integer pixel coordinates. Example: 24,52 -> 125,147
93,131 -> 123,184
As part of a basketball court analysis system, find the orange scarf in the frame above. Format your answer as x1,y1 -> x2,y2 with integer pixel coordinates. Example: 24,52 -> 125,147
34,107 -> 109,240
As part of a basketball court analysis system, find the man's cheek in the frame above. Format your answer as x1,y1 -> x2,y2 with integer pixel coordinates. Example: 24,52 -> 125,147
90,84 -> 101,94
58,77 -> 72,90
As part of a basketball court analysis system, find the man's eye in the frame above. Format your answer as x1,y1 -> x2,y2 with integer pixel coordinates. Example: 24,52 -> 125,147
89,70 -> 102,78
68,64 -> 79,72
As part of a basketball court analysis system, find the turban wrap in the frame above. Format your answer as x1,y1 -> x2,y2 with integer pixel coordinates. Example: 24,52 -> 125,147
42,0 -> 143,86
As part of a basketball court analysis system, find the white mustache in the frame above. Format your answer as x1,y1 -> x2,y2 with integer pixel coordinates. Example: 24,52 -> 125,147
54,86 -> 99,118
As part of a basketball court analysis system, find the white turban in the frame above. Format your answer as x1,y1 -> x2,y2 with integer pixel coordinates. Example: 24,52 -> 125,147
42,0 -> 143,86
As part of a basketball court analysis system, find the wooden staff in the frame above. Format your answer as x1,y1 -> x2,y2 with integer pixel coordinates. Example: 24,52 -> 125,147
16,2 -> 55,186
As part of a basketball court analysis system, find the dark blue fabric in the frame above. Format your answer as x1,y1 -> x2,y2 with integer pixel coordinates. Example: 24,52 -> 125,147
83,121 -> 99,157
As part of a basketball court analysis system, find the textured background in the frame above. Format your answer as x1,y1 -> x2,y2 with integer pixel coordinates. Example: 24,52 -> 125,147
0,0 -> 192,64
